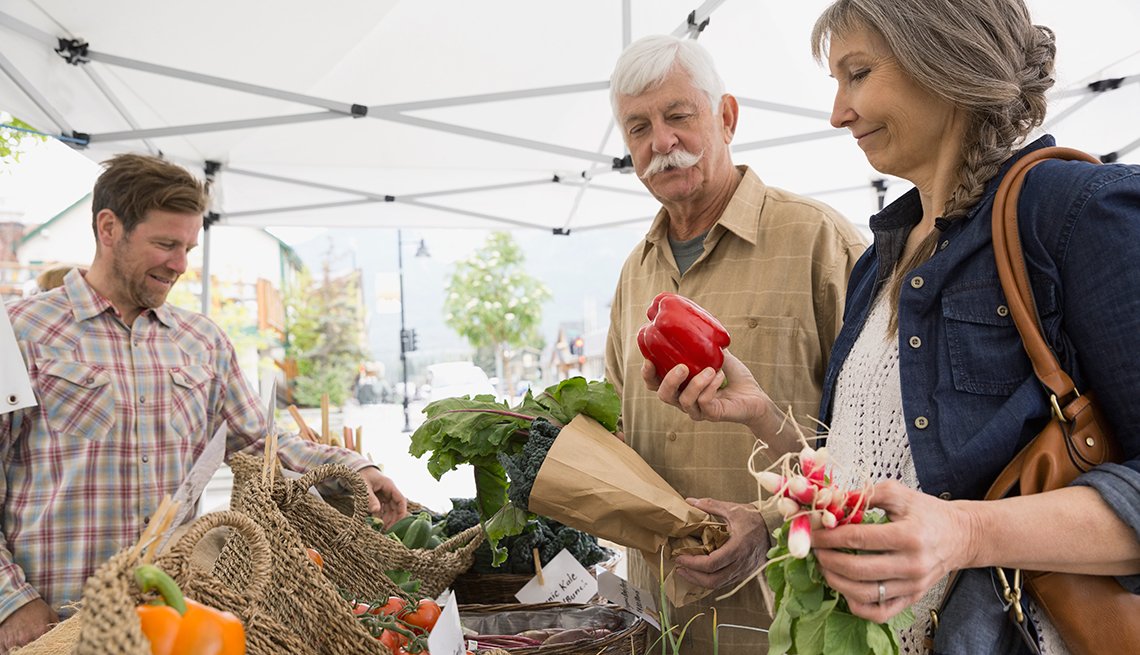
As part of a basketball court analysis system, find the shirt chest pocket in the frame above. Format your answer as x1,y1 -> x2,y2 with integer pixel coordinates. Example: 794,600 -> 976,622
943,282 -> 1040,396
38,361 -> 116,441
169,365 -> 214,439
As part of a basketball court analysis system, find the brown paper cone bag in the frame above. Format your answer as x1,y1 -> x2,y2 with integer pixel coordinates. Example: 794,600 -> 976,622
528,415 -> 728,606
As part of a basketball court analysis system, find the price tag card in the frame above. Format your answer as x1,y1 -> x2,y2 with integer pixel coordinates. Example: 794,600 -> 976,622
0,303 -> 35,416
427,592 -> 466,655
597,570 -> 660,630
514,548 -> 598,605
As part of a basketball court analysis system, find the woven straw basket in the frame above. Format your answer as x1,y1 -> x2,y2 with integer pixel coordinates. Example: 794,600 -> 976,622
14,510 -> 308,655
228,453 -> 483,599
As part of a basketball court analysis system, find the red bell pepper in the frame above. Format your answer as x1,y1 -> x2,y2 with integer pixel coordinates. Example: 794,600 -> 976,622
637,292 -> 730,387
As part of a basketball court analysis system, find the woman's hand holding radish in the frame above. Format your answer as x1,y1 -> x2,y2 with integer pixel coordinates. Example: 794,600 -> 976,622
810,480 -> 977,623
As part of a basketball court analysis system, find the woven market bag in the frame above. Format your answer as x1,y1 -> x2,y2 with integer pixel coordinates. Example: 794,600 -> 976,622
228,453 -> 484,599
68,510 -> 301,655
217,468 -> 401,654
460,602 -> 649,655
153,511 -> 315,655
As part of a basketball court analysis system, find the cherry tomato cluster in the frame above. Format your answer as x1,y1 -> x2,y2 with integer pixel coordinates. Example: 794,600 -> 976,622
350,595 -> 442,654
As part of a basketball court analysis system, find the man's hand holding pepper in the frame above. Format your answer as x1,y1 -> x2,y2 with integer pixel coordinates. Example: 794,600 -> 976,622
674,498 -> 770,590
644,351 -> 799,457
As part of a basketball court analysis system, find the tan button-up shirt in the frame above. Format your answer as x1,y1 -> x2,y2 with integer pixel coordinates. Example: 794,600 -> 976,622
605,166 -> 867,653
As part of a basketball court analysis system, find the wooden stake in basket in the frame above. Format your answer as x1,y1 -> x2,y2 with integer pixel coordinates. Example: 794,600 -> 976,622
262,427 -> 280,484
355,426 -> 363,454
287,405 -> 316,442
343,426 -> 354,451
320,394 -> 330,445
128,495 -> 183,564
533,548 -> 544,585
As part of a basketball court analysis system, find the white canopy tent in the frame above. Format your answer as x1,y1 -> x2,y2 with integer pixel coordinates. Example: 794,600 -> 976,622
1,0 -> 1138,238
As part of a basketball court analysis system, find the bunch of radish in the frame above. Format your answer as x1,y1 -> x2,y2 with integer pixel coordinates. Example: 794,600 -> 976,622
754,441 -> 872,560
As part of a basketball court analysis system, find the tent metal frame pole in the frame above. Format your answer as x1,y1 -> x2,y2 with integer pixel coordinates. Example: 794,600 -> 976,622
374,81 -> 610,112
0,49 -> 75,134
225,166 -> 551,202
83,50 -> 363,114
225,167 -> 393,202
622,0 -> 632,48
225,199 -> 379,218
401,178 -> 551,199
201,224 -> 212,315
0,11 -> 58,47
398,199 -> 550,230
732,129 -> 844,152
87,111 -> 347,143
1052,73 -> 1140,100
573,215 -> 656,232
1115,135 -> 1140,159
370,110 -> 617,165
80,65 -> 160,154
736,97 -> 832,121
556,180 -> 651,198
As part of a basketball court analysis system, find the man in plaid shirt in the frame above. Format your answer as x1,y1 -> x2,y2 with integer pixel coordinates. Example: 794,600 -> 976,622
0,154 -> 408,650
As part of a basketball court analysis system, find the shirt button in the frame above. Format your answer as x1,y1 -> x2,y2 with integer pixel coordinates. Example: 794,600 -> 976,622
139,396 -> 146,404
940,240 -> 949,251
668,432 -> 678,441
997,305 -> 1009,317
914,416 -> 929,429
142,455 -> 149,463
748,319 -> 758,328
909,336 -> 922,348
939,492 -> 952,500
86,377 -> 95,384
910,277 -> 924,289
143,516 -> 150,525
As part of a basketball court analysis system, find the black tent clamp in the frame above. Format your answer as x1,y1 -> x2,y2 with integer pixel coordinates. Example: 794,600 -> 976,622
687,10 -> 711,34
55,38 -> 89,65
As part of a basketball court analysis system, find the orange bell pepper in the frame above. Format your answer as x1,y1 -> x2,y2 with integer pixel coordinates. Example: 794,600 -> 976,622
134,564 -> 246,655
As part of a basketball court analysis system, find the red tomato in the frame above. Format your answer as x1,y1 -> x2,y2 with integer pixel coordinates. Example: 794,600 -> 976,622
353,602 -> 371,616
306,547 -> 324,569
376,596 -> 406,616
378,628 -> 403,651
403,599 -> 441,634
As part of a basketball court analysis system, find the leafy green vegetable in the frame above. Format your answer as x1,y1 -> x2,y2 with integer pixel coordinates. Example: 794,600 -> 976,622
409,377 -> 619,481
765,511 -> 915,655
408,377 -> 620,566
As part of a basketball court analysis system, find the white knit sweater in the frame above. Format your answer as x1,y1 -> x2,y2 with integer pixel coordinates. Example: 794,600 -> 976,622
827,292 -> 1067,655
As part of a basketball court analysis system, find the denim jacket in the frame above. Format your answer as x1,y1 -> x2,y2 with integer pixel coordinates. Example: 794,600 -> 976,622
818,136 -> 1140,655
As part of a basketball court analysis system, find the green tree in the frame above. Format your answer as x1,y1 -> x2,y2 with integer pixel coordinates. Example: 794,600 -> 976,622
1,113 -> 47,169
443,232 -> 552,398
285,261 -> 370,407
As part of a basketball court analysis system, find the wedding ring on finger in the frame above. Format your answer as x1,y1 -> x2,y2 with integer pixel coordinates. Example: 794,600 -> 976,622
878,581 -> 886,605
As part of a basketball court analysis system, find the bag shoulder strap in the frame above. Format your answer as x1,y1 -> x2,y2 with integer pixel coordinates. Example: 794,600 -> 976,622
991,146 -> 1101,401
928,147 -> 1102,650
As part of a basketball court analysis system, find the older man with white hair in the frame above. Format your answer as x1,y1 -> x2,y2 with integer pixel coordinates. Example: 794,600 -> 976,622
604,34 -> 866,653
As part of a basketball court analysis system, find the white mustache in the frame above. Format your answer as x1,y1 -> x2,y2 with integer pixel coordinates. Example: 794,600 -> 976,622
639,149 -> 703,179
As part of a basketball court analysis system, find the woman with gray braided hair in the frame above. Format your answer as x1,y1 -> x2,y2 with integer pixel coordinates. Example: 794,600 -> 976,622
641,0 -> 1140,653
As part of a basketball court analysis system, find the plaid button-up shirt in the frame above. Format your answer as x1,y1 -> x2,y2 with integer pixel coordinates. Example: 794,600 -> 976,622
0,269 -> 370,621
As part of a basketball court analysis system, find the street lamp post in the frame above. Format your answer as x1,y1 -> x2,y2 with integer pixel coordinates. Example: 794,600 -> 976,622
397,230 -> 429,432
